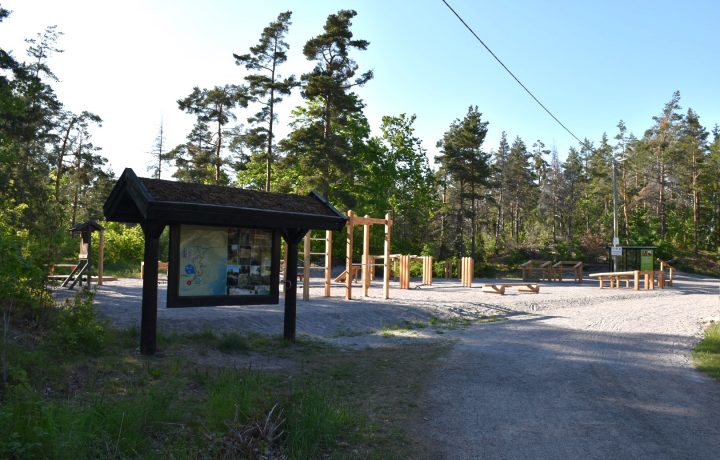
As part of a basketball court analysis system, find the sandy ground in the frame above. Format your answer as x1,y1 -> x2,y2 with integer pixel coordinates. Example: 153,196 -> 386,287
56,272 -> 719,458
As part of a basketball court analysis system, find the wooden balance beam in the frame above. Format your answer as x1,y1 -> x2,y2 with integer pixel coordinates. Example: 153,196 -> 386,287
588,270 -> 665,290
482,283 -> 540,295
588,271 -> 638,289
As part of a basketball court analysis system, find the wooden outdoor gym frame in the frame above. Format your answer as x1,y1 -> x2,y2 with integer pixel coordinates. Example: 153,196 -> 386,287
345,211 -> 393,300
295,210 -> 394,300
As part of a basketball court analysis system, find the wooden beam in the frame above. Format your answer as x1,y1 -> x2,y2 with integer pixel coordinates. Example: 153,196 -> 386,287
346,210 -> 353,300
362,215 -> 370,297
347,216 -> 388,226
281,228 -> 307,342
324,230 -> 332,297
383,212 -> 391,299
303,232 -> 311,301
140,222 -> 163,355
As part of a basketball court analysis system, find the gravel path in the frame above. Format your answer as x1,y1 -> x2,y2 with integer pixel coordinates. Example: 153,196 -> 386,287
67,272 -> 719,457
413,273 -> 720,459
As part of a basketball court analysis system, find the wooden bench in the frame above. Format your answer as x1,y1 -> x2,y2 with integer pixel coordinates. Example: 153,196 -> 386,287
482,283 -> 540,295
520,260 -> 558,281
552,261 -> 584,282
589,271 -> 638,289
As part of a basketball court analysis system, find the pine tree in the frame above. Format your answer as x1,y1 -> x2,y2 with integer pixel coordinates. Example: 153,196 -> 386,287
677,108 -> 709,252
234,11 -> 297,191
561,147 -> 584,240
173,85 -> 248,185
282,9 -> 372,204
505,136 -> 534,242
147,119 -> 170,179
437,107 -> 491,257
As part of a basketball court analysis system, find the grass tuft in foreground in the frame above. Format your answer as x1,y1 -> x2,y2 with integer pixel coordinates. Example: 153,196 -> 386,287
693,321 -> 720,380
1,297 -> 450,459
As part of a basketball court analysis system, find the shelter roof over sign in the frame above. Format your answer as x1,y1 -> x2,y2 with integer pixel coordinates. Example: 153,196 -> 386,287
103,168 -> 347,231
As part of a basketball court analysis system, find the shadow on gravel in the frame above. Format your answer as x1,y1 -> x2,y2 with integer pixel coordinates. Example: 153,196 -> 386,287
416,316 -> 720,460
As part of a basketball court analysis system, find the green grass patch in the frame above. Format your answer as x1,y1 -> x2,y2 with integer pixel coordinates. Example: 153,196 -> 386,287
378,315 -> 504,337
693,322 -> 720,379
1,311 -> 450,459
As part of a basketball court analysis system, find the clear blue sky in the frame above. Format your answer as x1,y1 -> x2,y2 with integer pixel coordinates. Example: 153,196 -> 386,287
2,0 -> 718,175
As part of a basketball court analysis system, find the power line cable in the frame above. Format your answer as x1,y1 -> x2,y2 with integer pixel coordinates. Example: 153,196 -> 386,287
441,0 -> 582,144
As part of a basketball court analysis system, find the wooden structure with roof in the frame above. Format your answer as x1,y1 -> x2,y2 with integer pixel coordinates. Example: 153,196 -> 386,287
103,168 -> 346,355
61,220 -> 105,289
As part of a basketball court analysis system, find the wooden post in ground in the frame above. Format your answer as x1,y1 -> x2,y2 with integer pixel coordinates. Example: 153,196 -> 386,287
634,270 -> 640,290
324,230 -> 332,297
362,215 -> 371,297
399,255 -> 410,289
422,256 -> 433,285
282,243 -> 288,295
461,257 -> 474,287
346,210 -> 354,300
383,212 -> 391,299
303,232 -> 311,300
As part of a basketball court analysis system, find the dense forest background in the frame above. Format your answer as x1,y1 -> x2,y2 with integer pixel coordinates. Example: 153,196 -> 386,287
2,7 -> 719,288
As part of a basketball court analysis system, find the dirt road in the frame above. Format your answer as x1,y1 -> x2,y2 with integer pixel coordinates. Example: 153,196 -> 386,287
414,275 -> 720,459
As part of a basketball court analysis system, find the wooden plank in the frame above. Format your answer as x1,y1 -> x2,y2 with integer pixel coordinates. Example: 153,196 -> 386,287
324,230 -> 332,297
346,210 -> 353,300
348,216 -> 388,226
363,216 -> 370,297
482,285 -> 505,294
303,233 -> 310,301
383,212 -> 391,299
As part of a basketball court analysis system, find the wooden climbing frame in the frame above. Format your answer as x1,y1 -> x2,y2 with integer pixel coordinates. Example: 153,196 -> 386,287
345,211 -> 393,300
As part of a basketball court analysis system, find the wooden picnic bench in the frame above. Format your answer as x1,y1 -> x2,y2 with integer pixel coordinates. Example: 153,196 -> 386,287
482,283 -> 540,295
520,260 -> 558,281
552,261 -> 584,282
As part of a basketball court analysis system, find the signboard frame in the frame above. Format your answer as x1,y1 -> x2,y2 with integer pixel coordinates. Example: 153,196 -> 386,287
167,224 -> 280,308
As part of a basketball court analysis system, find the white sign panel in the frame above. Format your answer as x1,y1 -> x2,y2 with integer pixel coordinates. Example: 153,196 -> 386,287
612,237 -> 620,246
611,246 -> 623,256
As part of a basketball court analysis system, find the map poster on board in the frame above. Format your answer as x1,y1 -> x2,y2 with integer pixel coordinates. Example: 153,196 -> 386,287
178,225 -> 228,296
640,249 -> 654,271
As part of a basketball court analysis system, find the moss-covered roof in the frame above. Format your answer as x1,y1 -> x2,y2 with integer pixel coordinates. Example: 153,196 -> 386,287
103,169 -> 346,231
139,177 -> 337,217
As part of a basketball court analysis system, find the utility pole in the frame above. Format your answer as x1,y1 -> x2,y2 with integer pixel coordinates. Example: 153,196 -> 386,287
612,160 -> 618,271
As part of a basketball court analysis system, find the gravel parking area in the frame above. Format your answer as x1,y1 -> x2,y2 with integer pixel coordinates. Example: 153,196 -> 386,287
59,271 -> 720,458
